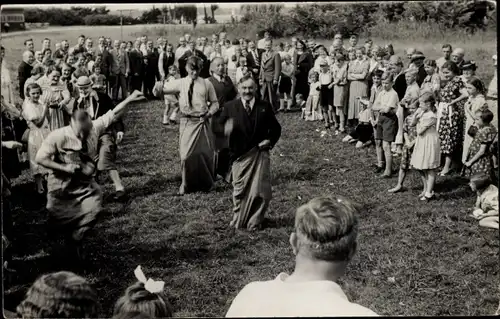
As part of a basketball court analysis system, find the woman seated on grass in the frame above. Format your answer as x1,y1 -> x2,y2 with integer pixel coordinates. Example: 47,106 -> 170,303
469,173 -> 498,230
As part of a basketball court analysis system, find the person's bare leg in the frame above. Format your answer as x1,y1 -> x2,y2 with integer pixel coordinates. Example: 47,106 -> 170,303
382,141 -> 393,176
109,170 -> 124,192
35,174 -> 44,194
440,155 -> 452,175
389,168 -> 406,193
418,170 -> 427,197
375,139 -> 384,168
426,170 -> 436,196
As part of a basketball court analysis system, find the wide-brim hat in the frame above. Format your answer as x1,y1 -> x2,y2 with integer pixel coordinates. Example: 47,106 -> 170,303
461,60 -> 477,71
410,51 -> 425,62
76,76 -> 92,88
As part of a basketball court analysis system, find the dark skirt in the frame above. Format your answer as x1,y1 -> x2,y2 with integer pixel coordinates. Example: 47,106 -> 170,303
279,76 -> 292,94
320,84 -> 333,109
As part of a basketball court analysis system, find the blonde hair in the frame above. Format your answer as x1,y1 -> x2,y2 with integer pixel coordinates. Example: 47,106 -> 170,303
294,196 -> 359,261
17,271 -> 98,318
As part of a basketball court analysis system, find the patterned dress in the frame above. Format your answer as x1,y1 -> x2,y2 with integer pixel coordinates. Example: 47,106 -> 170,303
437,76 -> 466,156
38,80 -> 71,131
400,111 -> 418,170
466,124 -> 497,177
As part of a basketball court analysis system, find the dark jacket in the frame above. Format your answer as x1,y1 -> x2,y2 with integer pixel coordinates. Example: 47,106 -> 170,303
18,61 -> 33,100
216,98 -> 281,161
128,49 -> 144,76
393,72 -> 407,101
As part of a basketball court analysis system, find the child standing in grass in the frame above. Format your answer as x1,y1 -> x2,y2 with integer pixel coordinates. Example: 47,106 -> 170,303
319,61 -> 334,128
388,96 -> 419,193
464,108 -> 497,180
162,65 -> 180,125
279,54 -> 295,112
372,72 -> 399,177
331,53 -> 348,134
410,92 -> 441,201
304,71 -> 323,121
469,173 -> 498,230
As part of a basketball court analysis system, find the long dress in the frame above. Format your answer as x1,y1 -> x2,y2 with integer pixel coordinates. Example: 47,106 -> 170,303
332,63 -> 348,113
463,94 -> 488,163
411,111 -> 441,170
437,76 -> 466,157
22,100 -> 50,176
347,59 -> 369,120
465,124 -> 497,178
38,80 -> 71,131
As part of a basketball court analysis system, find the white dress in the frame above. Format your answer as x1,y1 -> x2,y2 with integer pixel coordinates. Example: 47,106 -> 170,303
410,111 -> 441,170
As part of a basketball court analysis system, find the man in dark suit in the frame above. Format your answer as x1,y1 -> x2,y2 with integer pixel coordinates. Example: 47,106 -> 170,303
143,41 -> 160,99
259,39 -> 282,112
128,41 -> 144,93
159,43 -> 176,80
246,40 -> 264,82
72,76 -> 127,200
216,74 -> 281,231
178,41 -> 208,78
96,36 -> 113,95
18,51 -> 34,100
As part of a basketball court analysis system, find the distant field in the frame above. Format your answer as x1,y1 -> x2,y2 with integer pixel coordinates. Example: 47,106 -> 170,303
2,24 -> 499,317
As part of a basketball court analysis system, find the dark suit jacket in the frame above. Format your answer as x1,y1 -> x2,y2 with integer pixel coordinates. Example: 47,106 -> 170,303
18,61 -> 33,100
393,72 -> 407,101
145,48 -> 160,78
246,48 -> 264,76
72,91 -> 124,133
417,65 -> 427,87
216,98 -> 281,161
160,51 -> 176,76
294,51 -> 314,77
128,49 -> 144,76
96,46 -> 112,77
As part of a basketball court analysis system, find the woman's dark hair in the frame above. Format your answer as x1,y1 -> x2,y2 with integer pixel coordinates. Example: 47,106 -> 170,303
469,77 -> 486,95
26,83 -> 42,96
372,69 -> 384,79
441,61 -> 460,75
46,65 -> 61,76
470,173 -> 493,192
385,44 -> 394,56
113,281 -> 172,318
297,40 -> 306,50
479,108 -> 494,124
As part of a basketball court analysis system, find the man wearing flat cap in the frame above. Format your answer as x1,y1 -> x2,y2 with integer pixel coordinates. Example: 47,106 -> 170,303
409,51 -> 427,87
72,76 -> 127,200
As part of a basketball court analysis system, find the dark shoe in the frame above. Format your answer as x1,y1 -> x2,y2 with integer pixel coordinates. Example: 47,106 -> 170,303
374,166 -> 384,174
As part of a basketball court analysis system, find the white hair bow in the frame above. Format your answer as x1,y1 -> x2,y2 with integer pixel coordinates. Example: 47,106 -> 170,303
134,265 -> 165,294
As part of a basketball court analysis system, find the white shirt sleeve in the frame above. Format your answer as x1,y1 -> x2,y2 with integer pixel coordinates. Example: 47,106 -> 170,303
92,110 -> 116,136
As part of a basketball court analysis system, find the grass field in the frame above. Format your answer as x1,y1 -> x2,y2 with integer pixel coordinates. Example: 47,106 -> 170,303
2,24 -> 499,317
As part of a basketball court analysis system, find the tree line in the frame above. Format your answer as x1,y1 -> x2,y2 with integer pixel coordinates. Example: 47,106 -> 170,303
24,5 -> 219,26
240,1 -> 497,38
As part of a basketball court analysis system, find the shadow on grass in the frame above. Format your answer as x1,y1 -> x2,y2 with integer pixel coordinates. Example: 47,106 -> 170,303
125,174 -> 181,200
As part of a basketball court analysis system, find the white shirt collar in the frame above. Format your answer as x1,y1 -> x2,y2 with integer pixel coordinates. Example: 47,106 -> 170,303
213,74 -> 223,82
241,97 -> 256,110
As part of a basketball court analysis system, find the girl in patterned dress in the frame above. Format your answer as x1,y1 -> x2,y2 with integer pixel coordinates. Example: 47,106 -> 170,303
463,77 -> 488,164
22,83 -> 51,194
410,92 -> 441,201
437,61 -> 468,176
469,173 -> 498,230
464,109 -> 497,180
38,66 -> 71,131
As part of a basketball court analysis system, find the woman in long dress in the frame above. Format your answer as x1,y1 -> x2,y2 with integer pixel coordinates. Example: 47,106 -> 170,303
437,61 -> 468,176
463,77 -> 488,163
22,83 -> 51,194
294,40 -> 314,100
38,66 -> 71,131
347,47 -> 370,130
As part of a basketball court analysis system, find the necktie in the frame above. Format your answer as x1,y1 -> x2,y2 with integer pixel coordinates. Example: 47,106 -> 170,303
245,101 -> 251,114
188,79 -> 195,109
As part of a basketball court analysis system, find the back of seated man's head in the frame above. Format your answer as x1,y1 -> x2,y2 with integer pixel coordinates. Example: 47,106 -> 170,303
292,196 -> 359,263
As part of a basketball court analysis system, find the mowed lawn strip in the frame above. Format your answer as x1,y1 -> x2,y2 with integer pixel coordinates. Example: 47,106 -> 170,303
2,25 -> 498,317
